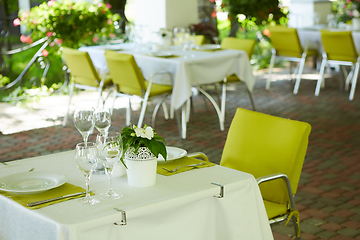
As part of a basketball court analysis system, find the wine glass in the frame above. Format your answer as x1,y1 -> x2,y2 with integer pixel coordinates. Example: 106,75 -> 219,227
73,107 -> 95,145
75,142 -> 100,205
94,108 -> 111,136
96,132 -> 123,199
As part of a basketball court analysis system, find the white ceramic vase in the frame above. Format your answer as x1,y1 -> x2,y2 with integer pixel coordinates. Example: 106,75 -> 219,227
159,36 -> 172,50
353,18 -> 360,30
125,147 -> 157,187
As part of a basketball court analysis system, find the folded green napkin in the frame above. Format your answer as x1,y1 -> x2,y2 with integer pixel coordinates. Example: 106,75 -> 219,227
0,183 -> 86,209
157,156 -> 216,176
194,48 -> 222,52
147,54 -> 180,58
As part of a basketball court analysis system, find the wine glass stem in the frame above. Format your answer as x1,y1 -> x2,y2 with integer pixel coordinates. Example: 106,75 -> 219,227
85,174 -> 91,199
82,134 -> 89,145
108,173 -> 113,192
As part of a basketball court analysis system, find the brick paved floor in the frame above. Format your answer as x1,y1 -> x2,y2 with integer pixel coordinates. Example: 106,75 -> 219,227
1,65 -> 360,239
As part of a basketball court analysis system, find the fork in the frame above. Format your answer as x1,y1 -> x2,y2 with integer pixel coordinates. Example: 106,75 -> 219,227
162,162 -> 205,173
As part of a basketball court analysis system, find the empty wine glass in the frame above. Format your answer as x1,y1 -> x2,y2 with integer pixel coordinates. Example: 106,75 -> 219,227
94,108 -> 111,136
73,107 -> 95,145
96,132 -> 123,199
75,142 -> 100,205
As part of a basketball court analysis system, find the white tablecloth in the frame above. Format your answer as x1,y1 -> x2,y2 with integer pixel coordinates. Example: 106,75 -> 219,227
297,28 -> 360,54
79,43 -> 256,110
0,151 -> 273,240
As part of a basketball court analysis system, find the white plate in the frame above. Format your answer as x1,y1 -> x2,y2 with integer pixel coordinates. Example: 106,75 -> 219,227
0,171 -> 66,194
152,52 -> 173,57
158,146 -> 187,162
195,44 -> 221,51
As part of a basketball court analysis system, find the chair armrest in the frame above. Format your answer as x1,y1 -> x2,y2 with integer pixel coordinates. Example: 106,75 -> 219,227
256,173 -> 296,211
187,152 -> 209,162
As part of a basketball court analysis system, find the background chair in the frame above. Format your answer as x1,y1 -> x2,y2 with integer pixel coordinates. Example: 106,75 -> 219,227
104,50 -> 173,127
220,37 -> 256,110
61,47 -> 112,126
194,35 -> 205,45
193,37 -> 256,133
220,108 -> 311,240
266,26 -> 318,94
316,30 -> 359,101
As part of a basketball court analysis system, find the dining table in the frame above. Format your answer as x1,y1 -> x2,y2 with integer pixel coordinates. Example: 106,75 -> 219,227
78,43 -> 256,139
297,26 -> 360,54
0,150 -> 273,240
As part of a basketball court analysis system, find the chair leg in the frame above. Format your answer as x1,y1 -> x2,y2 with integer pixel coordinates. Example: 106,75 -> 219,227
170,101 -> 174,119
292,215 -> 301,240
181,102 -> 188,139
247,88 -> 256,111
345,66 -> 354,91
126,98 -> 132,126
266,50 -> 276,90
196,87 -> 224,131
162,102 -> 169,120
315,58 -> 327,96
96,88 -> 103,108
138,96 -> 149,127
62,82 -> 75,126
349,62 -> 360,101
293,55 -> 306,95
220,78 -> 227,128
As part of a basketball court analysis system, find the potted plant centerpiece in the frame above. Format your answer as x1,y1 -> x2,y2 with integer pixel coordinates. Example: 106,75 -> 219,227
121,124 -> 167,187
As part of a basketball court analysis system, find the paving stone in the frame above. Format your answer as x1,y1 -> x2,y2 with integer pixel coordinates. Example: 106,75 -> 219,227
1,67 -> 360,240
321,206 -> 339,214
337,228 -> 360,238
342,220 -> 360,230
300,222 -> 324,235
303,217 -> 327,227
325,216 -> 348,225
317,230 -> 338,239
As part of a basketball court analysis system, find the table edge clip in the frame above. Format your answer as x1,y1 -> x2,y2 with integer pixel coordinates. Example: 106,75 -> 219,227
113,208 -> 127,226
211,182 -> 224,198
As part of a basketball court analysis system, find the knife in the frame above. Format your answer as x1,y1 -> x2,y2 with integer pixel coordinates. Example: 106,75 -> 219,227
26,191 -> 86,207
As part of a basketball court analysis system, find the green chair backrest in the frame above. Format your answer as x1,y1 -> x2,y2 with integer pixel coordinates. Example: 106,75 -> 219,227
269,26 -> 303,58
220,108 -> 311,205
194,35 -> 205,45
220,37 -> 256,59
320,30 -> 358,62
61,47 -> 100,87
104,50 -> 146,96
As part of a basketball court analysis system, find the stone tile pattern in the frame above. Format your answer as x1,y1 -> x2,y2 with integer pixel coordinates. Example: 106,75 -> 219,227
1,68 -> 360,239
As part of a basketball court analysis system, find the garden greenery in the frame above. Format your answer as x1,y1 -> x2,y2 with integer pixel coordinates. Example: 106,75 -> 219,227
15,0 -> 120,49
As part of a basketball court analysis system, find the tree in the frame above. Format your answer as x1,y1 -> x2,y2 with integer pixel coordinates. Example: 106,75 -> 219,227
221,0 -> 286,36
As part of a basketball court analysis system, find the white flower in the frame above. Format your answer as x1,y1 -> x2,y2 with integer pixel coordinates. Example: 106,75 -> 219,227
134,126 -> 154,140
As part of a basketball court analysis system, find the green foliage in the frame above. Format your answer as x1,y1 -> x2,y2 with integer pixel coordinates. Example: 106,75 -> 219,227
221,0 -> 286,25
121,125 -> 167,161
0,74 -> 10,88
17,0 -> 120,49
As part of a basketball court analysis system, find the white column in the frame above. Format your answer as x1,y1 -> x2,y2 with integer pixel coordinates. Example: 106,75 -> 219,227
287,0 -> 332,28
134,0 -> 198,32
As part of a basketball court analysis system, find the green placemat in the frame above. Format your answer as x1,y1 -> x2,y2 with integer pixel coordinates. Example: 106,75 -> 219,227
0,183 -> 86,209
147,54 -> 180,58
194,48 -> 222,52
157,156 -> 215,176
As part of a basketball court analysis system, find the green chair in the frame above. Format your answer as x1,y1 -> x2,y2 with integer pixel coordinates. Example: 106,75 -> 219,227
266,26 -> 318,94
220,37 -> 256,110
220,108 -> 311,240
104,50 -> 173,127
194,35 -> 205,45
316,30 -> 359,101
61,47 -> 112,126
